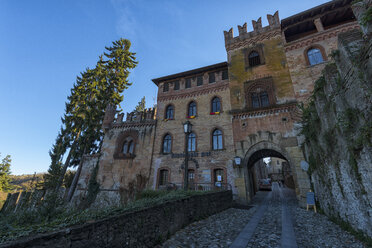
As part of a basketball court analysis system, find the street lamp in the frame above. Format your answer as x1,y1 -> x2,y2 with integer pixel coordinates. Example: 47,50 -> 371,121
183,120 -> 192,190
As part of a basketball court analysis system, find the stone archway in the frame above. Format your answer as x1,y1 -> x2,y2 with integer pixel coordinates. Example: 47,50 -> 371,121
242,141 -> 300,203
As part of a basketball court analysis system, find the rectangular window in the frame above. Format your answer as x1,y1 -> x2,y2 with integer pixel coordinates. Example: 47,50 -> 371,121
197,76 -> 203,86
260,92 -> 269,107
174,80 -> 180,90
159,170 -> 168,186
222,70 -> 228,80
163,82 -> 169,92
209,72 -> 215,84
185,78 -> 191,88
251,93 -> 260,108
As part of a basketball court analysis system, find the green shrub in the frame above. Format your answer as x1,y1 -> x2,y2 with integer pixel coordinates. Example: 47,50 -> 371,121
135,189 -> 168,200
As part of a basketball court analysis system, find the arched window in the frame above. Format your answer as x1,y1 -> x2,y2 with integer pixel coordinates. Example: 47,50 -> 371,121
211,97 -> 221,113
163,134 -> 172,154
307,48 -> 323,66
122,141 -> 129,154
188,101 -> 196,117
251,91 -> 270,108
188,132 -> 196,152
249,51 -> 261,67
122,137 -> 135,156
165,105 -> 174,119
128,140 -> 134,154
212,129 -> 223,150
159,169 -> 169,186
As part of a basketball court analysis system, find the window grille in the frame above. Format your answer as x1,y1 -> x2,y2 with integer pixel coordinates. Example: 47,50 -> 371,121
159,170 -> 168,186
248,51 -> 261,67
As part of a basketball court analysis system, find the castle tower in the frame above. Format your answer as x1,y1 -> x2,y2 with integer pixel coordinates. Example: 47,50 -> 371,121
102,104 -> 116,131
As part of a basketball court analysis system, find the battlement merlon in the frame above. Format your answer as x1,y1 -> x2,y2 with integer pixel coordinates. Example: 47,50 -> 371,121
102,106 -> 157,131
224,11 -> 280,49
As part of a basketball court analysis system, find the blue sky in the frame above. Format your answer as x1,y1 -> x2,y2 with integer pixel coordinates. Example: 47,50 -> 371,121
0,0 -> 329,175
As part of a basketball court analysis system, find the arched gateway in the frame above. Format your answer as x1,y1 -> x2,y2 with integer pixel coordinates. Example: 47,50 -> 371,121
242,141 -> 305,205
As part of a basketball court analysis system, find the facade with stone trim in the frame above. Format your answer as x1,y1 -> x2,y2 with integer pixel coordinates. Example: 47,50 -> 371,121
72,0 -> 360,207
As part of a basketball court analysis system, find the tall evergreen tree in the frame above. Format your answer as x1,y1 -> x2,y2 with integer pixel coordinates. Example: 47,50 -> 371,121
44,38 -> 137,191
0,154 -> 12,192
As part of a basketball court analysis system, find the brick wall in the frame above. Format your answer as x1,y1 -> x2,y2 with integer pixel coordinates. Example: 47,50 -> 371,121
151,68 -> 236,195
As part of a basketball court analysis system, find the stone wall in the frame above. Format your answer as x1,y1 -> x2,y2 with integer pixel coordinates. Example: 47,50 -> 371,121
0,190 -> 232,248
71,108 -> 157,207
302,2 -> 372,237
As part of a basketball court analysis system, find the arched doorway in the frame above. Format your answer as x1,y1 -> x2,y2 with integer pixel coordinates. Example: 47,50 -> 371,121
243,142 -> 297,203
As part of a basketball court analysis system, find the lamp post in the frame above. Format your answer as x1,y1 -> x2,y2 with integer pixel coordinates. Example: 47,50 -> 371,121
183,120 -> 192,190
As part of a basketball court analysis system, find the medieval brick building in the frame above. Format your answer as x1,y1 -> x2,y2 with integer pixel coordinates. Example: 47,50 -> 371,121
72,0 -> 360,207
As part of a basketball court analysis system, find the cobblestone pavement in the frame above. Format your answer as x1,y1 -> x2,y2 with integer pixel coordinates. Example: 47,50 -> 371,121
245,184 -> 281,248
162,207 -> 257,248
162,184 -> 367,248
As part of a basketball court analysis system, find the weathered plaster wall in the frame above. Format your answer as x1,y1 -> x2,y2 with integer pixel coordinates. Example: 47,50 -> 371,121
71,109 -> 157,207
303,20 -> 372,238
228,34 -> 295,110
94,122 -> 156,207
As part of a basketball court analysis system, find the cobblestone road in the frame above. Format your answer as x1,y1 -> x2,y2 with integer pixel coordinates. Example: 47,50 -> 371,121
162,183 -> 366,248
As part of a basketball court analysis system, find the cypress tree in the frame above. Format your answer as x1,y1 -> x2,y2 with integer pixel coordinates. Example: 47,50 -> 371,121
44,38 -> 137,192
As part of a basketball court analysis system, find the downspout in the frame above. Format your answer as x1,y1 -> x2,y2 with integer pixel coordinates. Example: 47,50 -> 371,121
148,119 -> 157,189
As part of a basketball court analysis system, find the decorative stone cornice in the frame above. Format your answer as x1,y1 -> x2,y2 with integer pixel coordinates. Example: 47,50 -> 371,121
225,29 -> 282,52
111,120 -> 156,129
158,83 -> 229,102
284,22 -> 359,52
232,102 -> 298,120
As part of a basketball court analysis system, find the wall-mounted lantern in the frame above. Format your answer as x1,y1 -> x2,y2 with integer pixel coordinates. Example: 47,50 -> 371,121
234,156 -> 242,167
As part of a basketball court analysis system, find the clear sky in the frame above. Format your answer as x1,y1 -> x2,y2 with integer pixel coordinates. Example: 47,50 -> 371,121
0,0 -> 329,175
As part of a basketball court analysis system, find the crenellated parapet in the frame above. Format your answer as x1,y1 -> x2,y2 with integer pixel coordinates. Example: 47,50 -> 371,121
102,106 -> 157,131
117,108 -> 156,124
224,11 -> 281,51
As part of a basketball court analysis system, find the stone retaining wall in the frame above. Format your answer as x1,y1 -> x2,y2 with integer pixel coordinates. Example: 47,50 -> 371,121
0,190 -> 232,248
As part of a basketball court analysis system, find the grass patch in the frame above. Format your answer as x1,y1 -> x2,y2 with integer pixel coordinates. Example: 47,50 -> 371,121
0,190 -> 209,244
